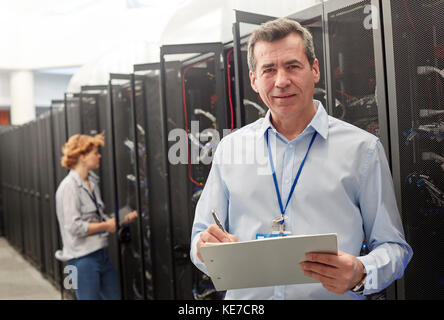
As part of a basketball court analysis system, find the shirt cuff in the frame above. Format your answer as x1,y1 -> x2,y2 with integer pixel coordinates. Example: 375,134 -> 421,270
356,254 -> 378,296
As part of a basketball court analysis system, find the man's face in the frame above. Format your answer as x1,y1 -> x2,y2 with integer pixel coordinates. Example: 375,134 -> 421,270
249,33 -> 320,121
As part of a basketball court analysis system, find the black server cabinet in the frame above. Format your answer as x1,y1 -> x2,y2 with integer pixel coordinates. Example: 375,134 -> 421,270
80,85 -> 122,297
64,93 -> 82,138
160,43 -> 230,300
232,11 -> 277,128
36,111 -> 58,282
287,3 -> 328,109
16,126 -> 26,253
323,0 -> 391,299
383,0 -> 444,300
134,63 -> 176,299
51,101 -> 68,290
21,124 -> 32,259
108,74 -> 150,300
26,120 -> 44,271
324,0 -> 389,152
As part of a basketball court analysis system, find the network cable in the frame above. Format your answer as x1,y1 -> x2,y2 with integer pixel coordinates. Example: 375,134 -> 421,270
407,172 -> 444,207
422,152 -> 444,171
243,99 -> 266,117
419,109 -> 444,118
194,108 -> 217,129
417,66 -> 444,79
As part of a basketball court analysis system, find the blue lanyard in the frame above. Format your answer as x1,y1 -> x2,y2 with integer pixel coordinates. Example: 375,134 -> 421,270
265,129 -> 317,224
81,185 -> 103,219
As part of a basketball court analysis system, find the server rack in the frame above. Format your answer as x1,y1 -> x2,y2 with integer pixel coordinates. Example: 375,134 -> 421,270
232,10 -> 276,128
64,93 -> 82,138
24,120 -> 44,271
323,0 -> 390,153
287,3 -> 328,109
51,101 -> 67,291
160,43 -> 231,299
36,110 -> 57,284
133,63 -> 176,299
323,0 -> 392,299
21,123 -> 32,261
108,73 -> 149,300
382,0 -> 444,300
80,85 -> 122,297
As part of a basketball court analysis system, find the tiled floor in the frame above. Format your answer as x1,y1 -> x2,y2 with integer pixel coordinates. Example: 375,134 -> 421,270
0,237 -> 61,300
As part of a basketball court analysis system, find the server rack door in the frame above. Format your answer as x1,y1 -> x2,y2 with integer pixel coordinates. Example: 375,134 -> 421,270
109,76 -> 146,300
80,86 -> 122,299
17,126 -> 26,253
324,0 -> 392,299
100,91 -> 121,283
160,43 -> 229,300
37,114 -> 52,277
30,120 -> 43,271
22,124 -> 32,259
324,0 -> 389,151
65,94 -> 82,138
287,3 -> 328,110
51,106 -> 67,289
129,77 -> 155,299
134,64 -> 177,300
232,11 -> 277,128
383,0 -> 444,300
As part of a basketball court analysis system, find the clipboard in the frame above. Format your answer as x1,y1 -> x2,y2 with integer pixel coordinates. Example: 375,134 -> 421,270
199,233 -> 338,291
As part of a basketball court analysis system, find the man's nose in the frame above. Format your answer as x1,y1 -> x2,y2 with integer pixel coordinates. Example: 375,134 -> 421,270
275,68 -> 290,88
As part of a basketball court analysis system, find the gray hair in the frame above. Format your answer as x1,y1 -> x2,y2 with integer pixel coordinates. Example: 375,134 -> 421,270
247,18 -> 316,75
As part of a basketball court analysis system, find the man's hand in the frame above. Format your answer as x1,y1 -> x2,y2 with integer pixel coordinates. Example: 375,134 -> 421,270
300,250 -> 366,295
196,224 -> 238,262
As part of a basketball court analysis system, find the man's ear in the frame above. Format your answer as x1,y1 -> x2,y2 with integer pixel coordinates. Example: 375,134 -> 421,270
249,71 -> 258,93
312,58 -> 320,84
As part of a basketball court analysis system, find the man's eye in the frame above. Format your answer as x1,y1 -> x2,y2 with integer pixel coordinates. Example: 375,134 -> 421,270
263,68 -> 274,74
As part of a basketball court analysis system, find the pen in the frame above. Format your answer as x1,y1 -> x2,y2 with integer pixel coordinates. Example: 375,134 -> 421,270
211,210 -> 226,233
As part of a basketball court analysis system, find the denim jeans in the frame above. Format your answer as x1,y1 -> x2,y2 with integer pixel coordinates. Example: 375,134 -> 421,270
68,248 -> 121,300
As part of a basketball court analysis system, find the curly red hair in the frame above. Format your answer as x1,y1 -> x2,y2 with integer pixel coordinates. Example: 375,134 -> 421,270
60,132 -> 105,169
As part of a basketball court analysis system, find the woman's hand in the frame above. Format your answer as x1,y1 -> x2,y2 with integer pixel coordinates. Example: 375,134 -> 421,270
124,210 -> 138,223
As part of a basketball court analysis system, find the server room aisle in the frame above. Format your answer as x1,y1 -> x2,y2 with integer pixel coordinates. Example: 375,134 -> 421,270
0,237 -> 61,300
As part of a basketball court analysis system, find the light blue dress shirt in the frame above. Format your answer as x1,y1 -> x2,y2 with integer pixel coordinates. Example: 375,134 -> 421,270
190,100 -> 413,300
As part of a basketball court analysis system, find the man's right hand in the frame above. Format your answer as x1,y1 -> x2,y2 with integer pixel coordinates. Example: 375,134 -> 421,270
196,224 -> 238,262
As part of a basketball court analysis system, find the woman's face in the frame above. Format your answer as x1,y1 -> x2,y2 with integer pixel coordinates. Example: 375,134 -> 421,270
81,146 -> 101,170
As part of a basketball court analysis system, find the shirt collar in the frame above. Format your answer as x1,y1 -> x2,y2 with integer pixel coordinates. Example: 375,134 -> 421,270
69,169 -> 97,191
259,99 -> 329,140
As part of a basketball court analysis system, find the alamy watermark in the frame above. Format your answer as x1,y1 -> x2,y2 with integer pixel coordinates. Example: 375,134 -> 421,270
63,265 -> 78,290
167,120 -> 274,175
363,5 -> 378,30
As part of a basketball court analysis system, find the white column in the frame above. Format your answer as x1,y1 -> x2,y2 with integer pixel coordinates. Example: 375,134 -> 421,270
10,70 -> 35,125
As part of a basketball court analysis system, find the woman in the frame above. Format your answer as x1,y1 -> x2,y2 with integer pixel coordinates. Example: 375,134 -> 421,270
54,133 -> 136,300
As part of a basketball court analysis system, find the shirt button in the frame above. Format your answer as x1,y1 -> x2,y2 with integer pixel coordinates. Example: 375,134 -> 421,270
289,145 -> 293,149
285,179 -> 290,184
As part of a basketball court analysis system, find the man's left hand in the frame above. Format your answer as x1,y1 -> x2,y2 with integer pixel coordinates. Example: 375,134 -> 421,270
300,250 -> 365,295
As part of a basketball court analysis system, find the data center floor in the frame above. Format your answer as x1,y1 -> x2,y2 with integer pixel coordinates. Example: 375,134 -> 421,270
0,237 -> 61,300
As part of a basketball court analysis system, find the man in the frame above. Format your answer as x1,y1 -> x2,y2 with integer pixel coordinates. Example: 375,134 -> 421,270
190,18 -> 412,299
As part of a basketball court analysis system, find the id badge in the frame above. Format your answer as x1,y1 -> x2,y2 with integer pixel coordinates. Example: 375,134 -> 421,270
256,231 -> 292,239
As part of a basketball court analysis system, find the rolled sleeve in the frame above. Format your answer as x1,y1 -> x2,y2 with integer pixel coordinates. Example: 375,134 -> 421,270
61,184 -> 89,238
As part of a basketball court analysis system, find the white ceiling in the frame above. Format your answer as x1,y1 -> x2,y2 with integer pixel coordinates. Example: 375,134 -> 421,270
0,0 -> 189,70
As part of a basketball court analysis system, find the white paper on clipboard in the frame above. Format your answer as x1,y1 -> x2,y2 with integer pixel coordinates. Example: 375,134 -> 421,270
199,233 -> 338,291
